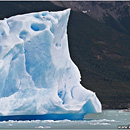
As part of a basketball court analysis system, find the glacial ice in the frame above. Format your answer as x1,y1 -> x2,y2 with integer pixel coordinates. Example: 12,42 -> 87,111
0,9 -> 101,119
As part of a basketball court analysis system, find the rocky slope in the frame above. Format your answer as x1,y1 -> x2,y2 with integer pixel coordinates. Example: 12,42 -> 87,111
52,1 -> 130,35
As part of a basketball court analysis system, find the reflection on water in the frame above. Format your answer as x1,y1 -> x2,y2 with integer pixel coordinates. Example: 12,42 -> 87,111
0,110 -> 129,129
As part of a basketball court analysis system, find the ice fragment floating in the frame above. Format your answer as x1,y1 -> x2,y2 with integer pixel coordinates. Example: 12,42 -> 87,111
0,9 -> 101,120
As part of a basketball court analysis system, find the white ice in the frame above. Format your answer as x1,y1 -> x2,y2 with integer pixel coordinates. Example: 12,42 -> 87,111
0,9 -> 101,116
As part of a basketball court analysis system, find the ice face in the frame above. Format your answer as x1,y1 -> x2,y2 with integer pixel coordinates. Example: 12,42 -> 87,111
0,9 -> 101,117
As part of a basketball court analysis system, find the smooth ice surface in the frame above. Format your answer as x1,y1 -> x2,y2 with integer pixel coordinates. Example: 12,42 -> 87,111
0,9 -> 101,118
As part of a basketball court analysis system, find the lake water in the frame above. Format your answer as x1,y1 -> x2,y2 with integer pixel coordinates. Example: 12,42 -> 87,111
0,110 -> 129,129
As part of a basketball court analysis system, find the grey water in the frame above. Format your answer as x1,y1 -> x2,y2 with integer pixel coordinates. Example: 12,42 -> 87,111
0,110 -> 129,129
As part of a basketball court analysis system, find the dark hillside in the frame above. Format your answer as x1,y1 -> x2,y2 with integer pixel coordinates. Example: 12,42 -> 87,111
68,11 -> 130,109
0,1 -> 64,20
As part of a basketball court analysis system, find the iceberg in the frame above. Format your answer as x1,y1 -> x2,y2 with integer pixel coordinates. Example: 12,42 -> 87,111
0,9 -> 101,120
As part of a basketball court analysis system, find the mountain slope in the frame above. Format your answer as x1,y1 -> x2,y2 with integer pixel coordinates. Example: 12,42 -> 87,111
68,11 -> 130,109
52,1 -> 130,36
